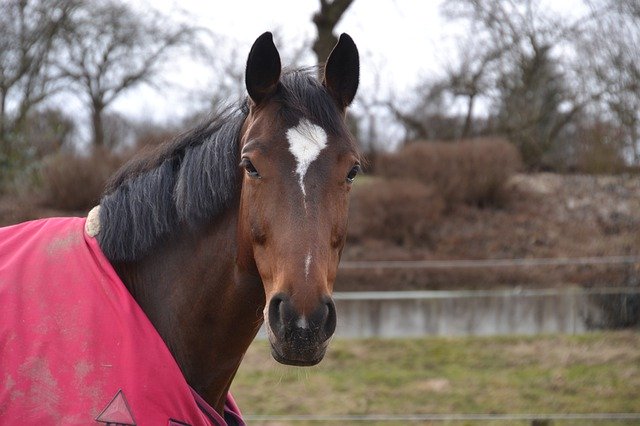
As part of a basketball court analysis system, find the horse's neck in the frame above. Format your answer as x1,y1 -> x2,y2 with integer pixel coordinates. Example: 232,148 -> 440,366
114,207 -> 265,413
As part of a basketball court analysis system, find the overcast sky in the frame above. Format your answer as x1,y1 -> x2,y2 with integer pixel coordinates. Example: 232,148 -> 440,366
106,0 -> 587,134
111,1 -> 447,121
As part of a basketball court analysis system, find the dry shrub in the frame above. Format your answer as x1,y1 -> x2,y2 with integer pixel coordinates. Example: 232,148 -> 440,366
573,122 -> 628,174
348,178 -> 445,246
38,148 -> 124,211
377,138 -> 522,208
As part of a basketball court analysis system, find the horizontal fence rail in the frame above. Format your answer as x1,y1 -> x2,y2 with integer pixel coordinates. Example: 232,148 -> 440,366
333,287 -> 640,300
244,412 -> 640,422
339,255 -> 640,269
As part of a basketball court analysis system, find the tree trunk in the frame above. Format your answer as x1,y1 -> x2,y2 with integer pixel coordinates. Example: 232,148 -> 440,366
631,125 -> 640,164
312,0 -> 355,69
91,103 -> 105,148
461,94 -> 476,139
0,89 -> 6,150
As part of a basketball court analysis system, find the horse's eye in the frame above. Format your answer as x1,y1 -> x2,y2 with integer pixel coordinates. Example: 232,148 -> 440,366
241,158 -> 260,178
346,164 -> 361,184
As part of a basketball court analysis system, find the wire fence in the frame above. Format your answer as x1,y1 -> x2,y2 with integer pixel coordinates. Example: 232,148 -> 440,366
244,412 -> 640,423
339,255 -> 640,270
333,286 -> 640,300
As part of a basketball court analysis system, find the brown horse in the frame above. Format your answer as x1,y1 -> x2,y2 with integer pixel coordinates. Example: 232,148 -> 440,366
96,32 -> 360,415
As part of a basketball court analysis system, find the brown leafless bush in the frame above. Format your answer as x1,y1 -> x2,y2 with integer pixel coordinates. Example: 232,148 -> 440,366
377,138 -> 522,209
38,148 -> 124,211
348,178 -> 445,247
573,121 -> 628,174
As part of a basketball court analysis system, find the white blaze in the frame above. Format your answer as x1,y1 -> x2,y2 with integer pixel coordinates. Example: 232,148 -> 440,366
286,119 -> 328,198
288,121 -> 323,316
304,251 -> 312,280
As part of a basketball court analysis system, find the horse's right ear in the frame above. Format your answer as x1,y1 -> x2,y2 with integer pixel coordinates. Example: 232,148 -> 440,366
245,32 -> 281,105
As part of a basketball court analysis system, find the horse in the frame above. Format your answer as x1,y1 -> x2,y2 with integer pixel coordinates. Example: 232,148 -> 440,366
0,32 -> 360,425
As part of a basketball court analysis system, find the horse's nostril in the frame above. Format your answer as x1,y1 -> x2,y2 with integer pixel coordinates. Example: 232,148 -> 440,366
268,293 -> 336,343
323,298 -> 337,338
268,293 -> 287,340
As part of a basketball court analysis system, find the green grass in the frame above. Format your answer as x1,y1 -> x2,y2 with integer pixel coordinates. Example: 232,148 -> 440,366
231,332 -> 640,424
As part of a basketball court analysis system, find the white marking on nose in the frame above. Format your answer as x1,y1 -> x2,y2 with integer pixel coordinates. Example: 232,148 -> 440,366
304,251 -> 312,280
286,119 -> 328,199
296,316 -> 308,329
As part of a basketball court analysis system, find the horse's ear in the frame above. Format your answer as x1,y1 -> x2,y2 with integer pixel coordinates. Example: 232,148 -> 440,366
246,32 -> 281,105
323,33 -> 359,110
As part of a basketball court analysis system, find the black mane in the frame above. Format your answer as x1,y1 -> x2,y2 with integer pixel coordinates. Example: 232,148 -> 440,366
97,103 -> 248,262
97,68 -> 351,262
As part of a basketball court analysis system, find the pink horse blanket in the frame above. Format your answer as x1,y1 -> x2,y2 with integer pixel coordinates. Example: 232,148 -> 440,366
0,217 -> 244,426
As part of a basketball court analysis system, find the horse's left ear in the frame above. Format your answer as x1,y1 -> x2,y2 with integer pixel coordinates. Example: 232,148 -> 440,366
246,32 -> 281,105
323,33 -> 360,110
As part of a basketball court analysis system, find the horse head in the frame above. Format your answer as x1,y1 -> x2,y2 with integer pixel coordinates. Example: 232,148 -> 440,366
236,32 -> 360,366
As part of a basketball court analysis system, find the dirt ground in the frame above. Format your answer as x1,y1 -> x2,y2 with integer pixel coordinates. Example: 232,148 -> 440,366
338,173 -> 640,291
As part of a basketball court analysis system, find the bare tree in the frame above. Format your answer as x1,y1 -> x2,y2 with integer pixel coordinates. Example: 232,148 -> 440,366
442,36 -> 505,139
386,79 -> 458,142
0,0 -> 76,168
496,44 -> 576,168
57,0 -> 200,148
312,0 -> 355,65
385,1 -> 529,145
438,0 -> 598,168
582,0 -> 640,162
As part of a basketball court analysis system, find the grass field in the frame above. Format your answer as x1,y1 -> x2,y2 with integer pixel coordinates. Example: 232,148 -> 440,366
231,332 -> 640,425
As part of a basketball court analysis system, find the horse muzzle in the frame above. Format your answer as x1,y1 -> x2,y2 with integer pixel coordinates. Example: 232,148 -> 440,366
265,292 -> 336,366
